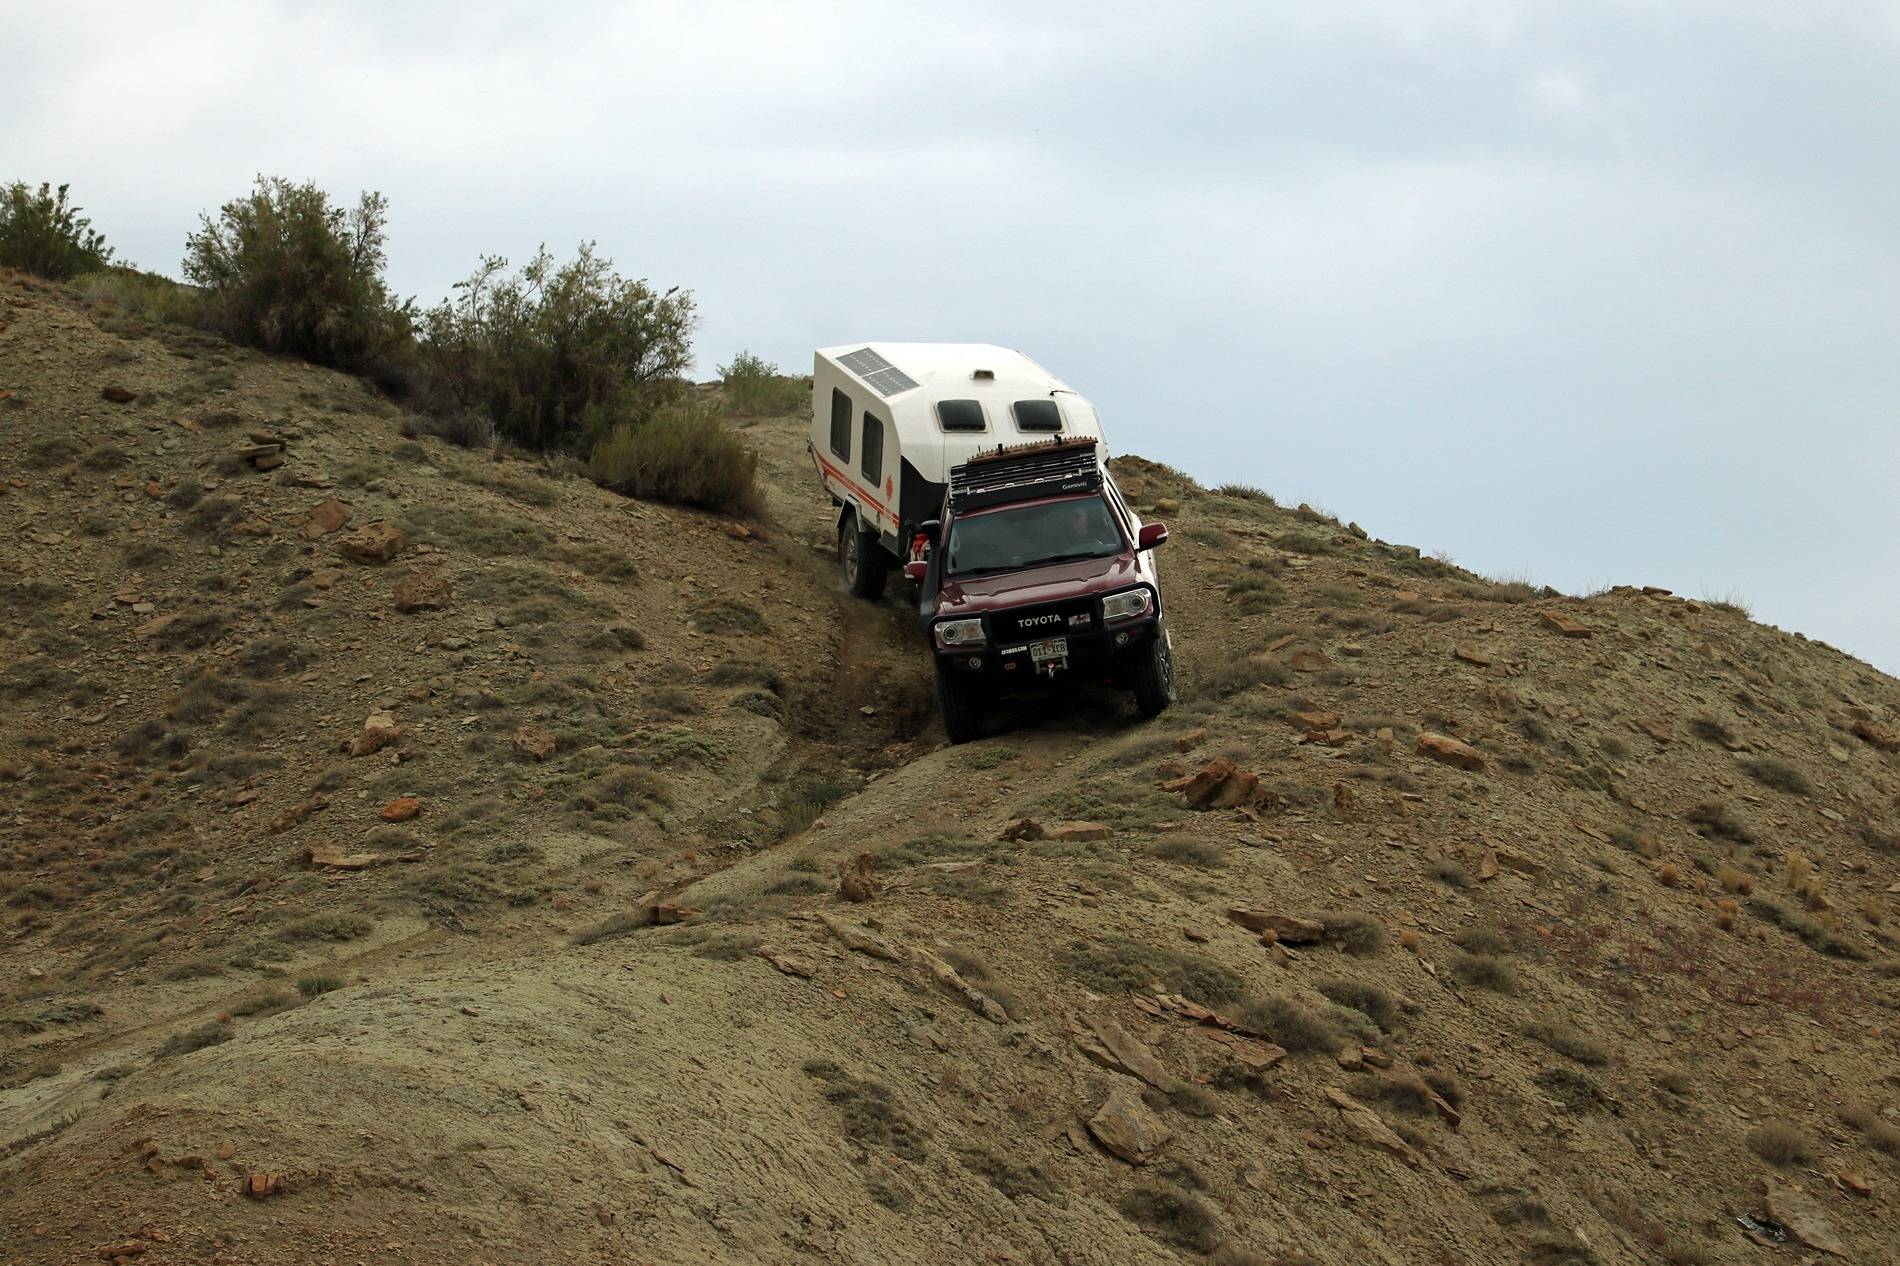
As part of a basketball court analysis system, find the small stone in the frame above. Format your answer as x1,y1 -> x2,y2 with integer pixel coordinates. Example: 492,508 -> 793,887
380,796 -> 421,823
244,1171 -> 285,1199
838,851 -> 880,902
269,798 -> 323,834
338,520 -> 406,564
511,723 -> 555,762
1290,649 -> 1329,671
1453,644 -> 1492,667
348,709 -> 404,757
393,571 -> 454,613
1174,728 -> 1207,751
101,385 -> 136,404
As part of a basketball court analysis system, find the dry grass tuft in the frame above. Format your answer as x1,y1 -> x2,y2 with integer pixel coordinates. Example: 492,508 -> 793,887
1237,994 -> 1348,1053
1118,1183 -> 1223,1253
1450,952 -> 1519,993
1524,1020 -> 1610,1065
1841,1102 -> 1900,1156
1742,756 -> 1810,796
1316,977 -> 1399,1031
1745,1119 -> 1815,1166
1315,910 -> 1387,955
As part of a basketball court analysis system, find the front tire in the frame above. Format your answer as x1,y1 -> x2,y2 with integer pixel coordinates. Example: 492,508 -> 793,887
839,512 -> 889,600
1131,625 -> 1176,718
935,664 -> 986,744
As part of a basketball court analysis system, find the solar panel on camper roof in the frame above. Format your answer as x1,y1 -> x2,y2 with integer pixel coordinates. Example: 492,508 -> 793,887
838,347 -> 920,398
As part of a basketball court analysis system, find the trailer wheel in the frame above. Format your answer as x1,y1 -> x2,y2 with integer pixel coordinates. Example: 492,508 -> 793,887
1130,624 -> 1176,718
839,512 -> 889,600
935,664 -> 985,745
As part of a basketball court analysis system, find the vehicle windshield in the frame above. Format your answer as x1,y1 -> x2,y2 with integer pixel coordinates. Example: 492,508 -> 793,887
945,496 -> 1125,576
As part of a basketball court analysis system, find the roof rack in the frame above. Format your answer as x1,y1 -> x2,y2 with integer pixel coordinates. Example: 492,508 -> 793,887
949,435 -> 1103,512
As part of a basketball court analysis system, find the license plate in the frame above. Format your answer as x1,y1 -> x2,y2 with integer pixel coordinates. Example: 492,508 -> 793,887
1029,638 -> 1068,664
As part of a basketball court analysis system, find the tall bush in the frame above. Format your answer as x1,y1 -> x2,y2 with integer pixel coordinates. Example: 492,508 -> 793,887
587,401 -> 760,515
718,350 -> 807,415
417,243 -> 695,451
183,176 -> 411,377
0,182 -> 115,279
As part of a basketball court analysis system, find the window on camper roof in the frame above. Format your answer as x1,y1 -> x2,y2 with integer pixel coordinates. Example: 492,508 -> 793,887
1012,399 -> 1062,432
829,389 -> 851,459
936,399 -> 986,432
860,413 -> 883,483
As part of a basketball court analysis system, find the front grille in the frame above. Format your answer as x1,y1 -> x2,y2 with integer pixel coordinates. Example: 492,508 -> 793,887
992,597 -> 1096,644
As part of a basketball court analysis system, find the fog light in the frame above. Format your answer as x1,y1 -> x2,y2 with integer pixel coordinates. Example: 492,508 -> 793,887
1115,631 -> 1130,646
967,655 -> 983,669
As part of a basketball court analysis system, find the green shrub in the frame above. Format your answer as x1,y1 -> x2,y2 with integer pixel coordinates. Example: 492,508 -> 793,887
73,267 -> 204,326
183,176 -> 411,378
418,242 -> 694,450
0,182 -> 114,279
718,350 -> 807,415
588,401 -> 760,514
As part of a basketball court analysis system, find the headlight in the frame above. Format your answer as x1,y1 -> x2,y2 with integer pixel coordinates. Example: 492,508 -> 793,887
1102,587 -> 1154,622
935,618 -> 986,647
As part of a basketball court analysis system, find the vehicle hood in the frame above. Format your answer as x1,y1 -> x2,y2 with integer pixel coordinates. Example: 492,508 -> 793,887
935,552 -> 1142,615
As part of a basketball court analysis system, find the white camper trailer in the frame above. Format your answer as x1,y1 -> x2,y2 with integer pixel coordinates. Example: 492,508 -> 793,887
810,343 -> 1108,596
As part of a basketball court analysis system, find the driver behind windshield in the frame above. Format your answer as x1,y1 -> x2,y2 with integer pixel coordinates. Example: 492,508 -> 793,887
948,495 -> 1124,574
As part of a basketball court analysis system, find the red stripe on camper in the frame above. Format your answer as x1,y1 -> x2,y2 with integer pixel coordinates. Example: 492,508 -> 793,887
814,454 -> 893,525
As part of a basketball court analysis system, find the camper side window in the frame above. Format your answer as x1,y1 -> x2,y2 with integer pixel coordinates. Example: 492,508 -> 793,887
860,414 -> 884,483
829,389 -> 852,459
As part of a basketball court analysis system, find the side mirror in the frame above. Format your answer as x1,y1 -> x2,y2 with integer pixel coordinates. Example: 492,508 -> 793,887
1137,521 -> 1169,550
903,560 -> 928,582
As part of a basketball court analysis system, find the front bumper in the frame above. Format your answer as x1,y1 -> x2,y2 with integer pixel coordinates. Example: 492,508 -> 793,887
936,615 -> 1161,688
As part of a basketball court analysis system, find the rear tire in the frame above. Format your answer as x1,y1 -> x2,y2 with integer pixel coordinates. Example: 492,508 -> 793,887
935,664 -> 986,744
1131,625 -> 1176,718
839,512 -> 889,600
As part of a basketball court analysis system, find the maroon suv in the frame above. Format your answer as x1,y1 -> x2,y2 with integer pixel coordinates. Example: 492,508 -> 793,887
904,440 -> 1175,743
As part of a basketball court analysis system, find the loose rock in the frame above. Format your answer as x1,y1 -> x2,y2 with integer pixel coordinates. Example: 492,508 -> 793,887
1416,732 -> 1485,771
298,499 -> 350,539
393,571 -> 453,613
347,710 -> 404,757
1087,1082 -> 1170,1164
511,723 -> 555,762
380,796 -> 421,823
338,520 -> 406,564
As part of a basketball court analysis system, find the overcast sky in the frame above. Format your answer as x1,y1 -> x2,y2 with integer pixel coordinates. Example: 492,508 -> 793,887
8,1 -> 1898,672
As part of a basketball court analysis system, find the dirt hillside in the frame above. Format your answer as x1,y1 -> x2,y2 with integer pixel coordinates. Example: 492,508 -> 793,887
3,268 -> 1898,1265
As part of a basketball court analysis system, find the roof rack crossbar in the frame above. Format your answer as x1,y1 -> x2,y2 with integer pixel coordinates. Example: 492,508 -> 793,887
948,435 -> 1103,512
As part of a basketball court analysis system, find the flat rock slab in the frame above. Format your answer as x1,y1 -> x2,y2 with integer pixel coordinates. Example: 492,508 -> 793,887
1323,1087 -> 1418,1166
1537,610 -> 1592,638
1761,1178 -> 1845,1256
1417,732 -> 1485,771
1227,909 -> 1324,943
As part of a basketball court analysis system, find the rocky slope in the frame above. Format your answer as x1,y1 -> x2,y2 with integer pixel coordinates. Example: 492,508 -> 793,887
2,267 -> 1898,1265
